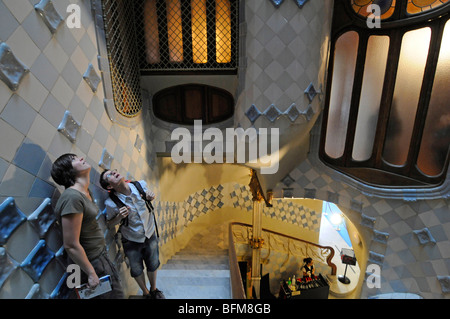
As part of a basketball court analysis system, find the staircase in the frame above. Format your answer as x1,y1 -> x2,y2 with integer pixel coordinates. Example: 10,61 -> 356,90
157,226 -> 232,299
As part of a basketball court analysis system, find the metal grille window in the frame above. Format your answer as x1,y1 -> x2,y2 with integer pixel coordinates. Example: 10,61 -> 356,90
134,0 -> 239,74
102,0 -> 143,118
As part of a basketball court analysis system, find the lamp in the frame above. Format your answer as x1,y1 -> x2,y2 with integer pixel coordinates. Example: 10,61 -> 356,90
338,248 -> 356,284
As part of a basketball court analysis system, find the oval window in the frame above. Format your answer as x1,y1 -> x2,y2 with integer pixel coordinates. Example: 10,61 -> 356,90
153,84 -> 234,125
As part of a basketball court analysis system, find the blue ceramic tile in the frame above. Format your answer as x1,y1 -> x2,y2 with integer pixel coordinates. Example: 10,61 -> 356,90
413,228 -> 436,245
135,135 -> 143,152
269,0 -> 285,8
245,105 -> 261,124
21,239 -> 55,282
50,272 -> 73,299
99,149 -> 114,170
29,178 -> 56,199
438,276 -> 450,294
13,140 -> 46,176
27,198 -> 56,238
83,63 -> 101,93
0,197 -> 27,245
34,0 -> 64,34
57,111 -> 81,143
0,247 -> 19,289
293,0 -> 310,8
264,105 -> 281,123
304,82 -> 318,103
285,103 -> 300,122
25,283 -> 50,299
0,42 -> 29,91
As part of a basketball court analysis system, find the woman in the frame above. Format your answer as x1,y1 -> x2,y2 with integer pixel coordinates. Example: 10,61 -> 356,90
51,153 -> 123,298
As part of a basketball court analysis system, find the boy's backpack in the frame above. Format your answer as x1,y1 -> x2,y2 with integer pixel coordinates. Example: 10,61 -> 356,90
108,181 -> 159,238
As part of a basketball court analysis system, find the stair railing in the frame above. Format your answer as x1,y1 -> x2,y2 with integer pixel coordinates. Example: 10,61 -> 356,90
228,221 -> 247,299
228,222 -> 337,299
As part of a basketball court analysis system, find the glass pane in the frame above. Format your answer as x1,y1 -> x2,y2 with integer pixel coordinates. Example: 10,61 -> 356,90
351,0 -> 396,19
417,20 -> 450,176
353,36 -> 390,161
325,31 -> 359,159
383,27 -> 431,166
407,0 -> 449,15
216,0 -> 232,63
166,0 -> 183,62
144,0 -> 160,64
192,0 -> 207,64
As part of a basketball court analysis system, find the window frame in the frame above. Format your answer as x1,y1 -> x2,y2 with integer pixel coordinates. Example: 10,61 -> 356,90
319,1 -> 450,187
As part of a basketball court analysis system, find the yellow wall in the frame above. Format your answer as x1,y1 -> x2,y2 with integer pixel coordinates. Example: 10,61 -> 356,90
157,157 -> 251,202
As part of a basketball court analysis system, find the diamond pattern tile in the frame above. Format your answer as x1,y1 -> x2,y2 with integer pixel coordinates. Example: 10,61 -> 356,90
27,198 -> 56,238
304,82 -> 318,102
264,104 -> 281,123
245,104 -> 261,124
294,0 -> 310,9
0,42 -> 30,91
21,239 -> 55,283
0,246 -> 18,289
269,0 -> 285,8
413,228 -> 436,245
99,148 -> 114,170
25,283 -> 50,299
0,197 -> 27,245
34,0 -> 63,34
83,63 -> 101,93
57,111 -> 81,143
285,103 -> 300,122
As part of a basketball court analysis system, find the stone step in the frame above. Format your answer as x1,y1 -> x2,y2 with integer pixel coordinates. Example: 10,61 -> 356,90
158,269 -> 230,279
155,224 -> 231,299
157,268 -> 231,299
167,255 -> 229,264
157,273 -> 230,286
174,248 -> 229,256
161,262 -> 230,270
156,282 -> 231,299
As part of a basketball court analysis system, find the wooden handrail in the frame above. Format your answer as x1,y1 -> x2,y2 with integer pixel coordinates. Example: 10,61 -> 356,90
228,222 -> 246,299
230,222 -> 337,276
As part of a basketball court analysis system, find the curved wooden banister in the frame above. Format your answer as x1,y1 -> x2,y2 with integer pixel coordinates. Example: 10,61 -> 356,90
228,222 -> 247,299
230,222 -> 337,276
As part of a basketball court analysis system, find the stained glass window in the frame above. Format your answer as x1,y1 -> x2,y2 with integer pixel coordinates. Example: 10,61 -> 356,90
382,27 -> 431,166
407,0 -> 449,15
321,1 -> 450,187
417,20 -> 450,176
351,0 -> 396,19
325,32 -> 359,159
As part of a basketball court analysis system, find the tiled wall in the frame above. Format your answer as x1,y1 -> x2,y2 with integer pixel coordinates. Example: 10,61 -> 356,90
0,0 -> 158,298
155,182 -> 322,248
235,0 -> 332,132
